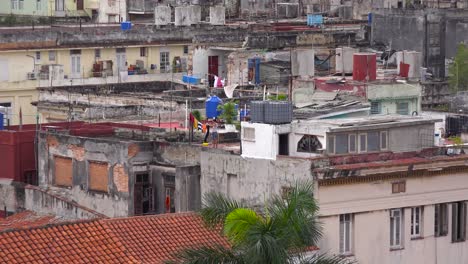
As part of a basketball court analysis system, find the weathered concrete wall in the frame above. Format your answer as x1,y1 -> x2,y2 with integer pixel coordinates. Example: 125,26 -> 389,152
0,180 -> 24,214
37,132 -> 156,217
175,165 -> 201,212
154,142 -> 202,166
154,5 -> 171,26
201,149 -> 313,206
209,6 -> 226,25
24,187 -> 105,220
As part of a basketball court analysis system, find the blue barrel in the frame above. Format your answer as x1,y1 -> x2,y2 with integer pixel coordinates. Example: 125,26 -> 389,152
368,13 -> 372,26
0,112 -> 3,130
121,22 -> 132,31
240,109 -> 250,121
205,96 -> 223,119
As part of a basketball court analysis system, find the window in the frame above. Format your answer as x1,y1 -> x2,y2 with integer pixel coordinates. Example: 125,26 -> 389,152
397,102 -> 409,115
380,131 -> 388,150
335,134 -> 349,154
242,127 -> 255,141
36,0 -> 41,10
48,51 -> 56,61
339,214 -> 353,255
164,174 -> 175,213
297,135 -> 323,153
183,45 -> 189,54
327,135 -> 335,154
11,0 -> 18,9
18,0 -> 24,9
88,161 -> 108,192
390,209 -> 403,248
349,134 -> 356,153
392,181 -> 406,194
452,201 -> 466,242
35,51 -> 41,61
370,101 -> 381,114
359,133 -> 367,152
95,49 -> 101,59
160,51 -> 170,72
435,203 -> 448,237
367,131 -> 380,152
54,156 -> 73,187
140,47 -> 147,57
411,207 -> 423,238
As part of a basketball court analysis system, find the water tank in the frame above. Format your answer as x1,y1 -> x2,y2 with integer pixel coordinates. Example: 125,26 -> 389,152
205,96 -> 223,119
353,53 -> 377,81
396,51 -> 422,79
250,101 -> 266,123
336,47 -> 358,74
264,101 -> 293,124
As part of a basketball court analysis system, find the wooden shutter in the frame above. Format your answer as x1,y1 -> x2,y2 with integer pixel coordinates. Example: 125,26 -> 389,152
88,162 -> 108,192
54,156 -> 72,187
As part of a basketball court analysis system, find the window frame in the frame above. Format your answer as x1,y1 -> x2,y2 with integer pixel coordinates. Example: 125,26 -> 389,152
48,50 -> 56,61
242,127 -> 256,142
452,201 -> 467,243
339,213 -> 353,255
390,208 -> 403,249
87,161 -> 109,193
410,206 -> 423,238
392,181 -> 406,194
159,51 -> 170,72
11,0 -> 18,10
358,133 -> 367,153
183,45 -> 189,54
95,49 -> 101,59
18,0 -> 24,10
396,101 -> 409,115
35,51 -> 41,61
348,134 -> 357,153
435,203 -> 448,237
36,0 -> 41,10
327,135 -> 335,155
370,101 -> 381,114
140,47 -> 148,57
380,131 -> 388,150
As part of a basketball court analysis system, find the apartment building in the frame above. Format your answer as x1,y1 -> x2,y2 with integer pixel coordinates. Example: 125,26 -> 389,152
0,27 -> 189,125
1,0 -> 126,22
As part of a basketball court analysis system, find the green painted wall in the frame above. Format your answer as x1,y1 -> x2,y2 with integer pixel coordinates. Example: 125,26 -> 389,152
0,0 -> 50,16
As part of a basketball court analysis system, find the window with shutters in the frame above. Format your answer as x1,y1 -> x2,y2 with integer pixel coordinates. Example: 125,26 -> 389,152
160,52 -> 170,72
392,181 -> 406,194
327,135 -> 335,154
380,131 -> 388,150
390,209 -> 403,248
54,156 -> 73,187
359,133 -> 367,153
11,0 -> 18,9
335,134 -> 349,154
435,203 -> 448,237
88,161 -> 108,192
452,201 -> 467,242
95,49 -> 101,59
339,214 -> 353,255
140,47 -> 147,57
410,207 -> 423,238
49,51 -> 56,61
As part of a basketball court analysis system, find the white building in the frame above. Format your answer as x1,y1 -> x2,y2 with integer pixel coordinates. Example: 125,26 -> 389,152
202,115 -> 468,263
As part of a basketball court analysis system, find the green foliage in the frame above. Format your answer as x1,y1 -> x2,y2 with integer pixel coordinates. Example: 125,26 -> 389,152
218,102 -> 237,124
449,136 -> 463,147
169,182 -> 353,264
4,14 -> 17,26
268,94 -> 288,101
449,44 -> 468,92
191,110 -> 202,121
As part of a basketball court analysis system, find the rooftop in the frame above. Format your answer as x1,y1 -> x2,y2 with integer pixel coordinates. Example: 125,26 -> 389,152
0,212 -> 229,264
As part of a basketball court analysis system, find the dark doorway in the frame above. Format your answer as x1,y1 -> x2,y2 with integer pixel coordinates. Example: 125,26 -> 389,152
24,170 -> 37,186
134,173 -> 153,216
208,56 -> 219,87
164,174 -> 176,213
77,0 -> 84,10
278,134 -> 289,156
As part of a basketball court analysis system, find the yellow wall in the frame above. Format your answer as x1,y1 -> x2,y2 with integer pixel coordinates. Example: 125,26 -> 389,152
0,44 -> 187,125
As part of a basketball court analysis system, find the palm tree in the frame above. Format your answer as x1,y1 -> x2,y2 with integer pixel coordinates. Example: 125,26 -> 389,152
167,182 -> 354,264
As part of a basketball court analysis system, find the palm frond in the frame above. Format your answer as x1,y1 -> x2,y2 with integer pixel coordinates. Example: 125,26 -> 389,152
268,181 -> 323,248
165,245 -> 244,264
224,208 -> 263,245
200,192 -> 244,228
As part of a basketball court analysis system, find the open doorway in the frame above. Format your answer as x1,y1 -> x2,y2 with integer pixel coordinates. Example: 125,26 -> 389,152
278,134 -> 289,156
134,173 -> 153,215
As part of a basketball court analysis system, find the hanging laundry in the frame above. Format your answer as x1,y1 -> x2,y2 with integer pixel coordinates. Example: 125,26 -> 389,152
224,84 -> 238,98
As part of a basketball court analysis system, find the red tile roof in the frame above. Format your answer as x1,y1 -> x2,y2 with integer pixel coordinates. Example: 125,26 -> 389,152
0,212 -> 229,264
102,212 -> 230,263
0,211 -> 64,232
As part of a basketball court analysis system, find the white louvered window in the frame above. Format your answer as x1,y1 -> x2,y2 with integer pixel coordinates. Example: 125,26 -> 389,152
390,209 -> 403,248
339,214 -> 352,255
410,207 -> 423,238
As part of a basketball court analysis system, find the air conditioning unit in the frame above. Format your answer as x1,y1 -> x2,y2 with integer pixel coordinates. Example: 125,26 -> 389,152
27,72 -> 37,80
